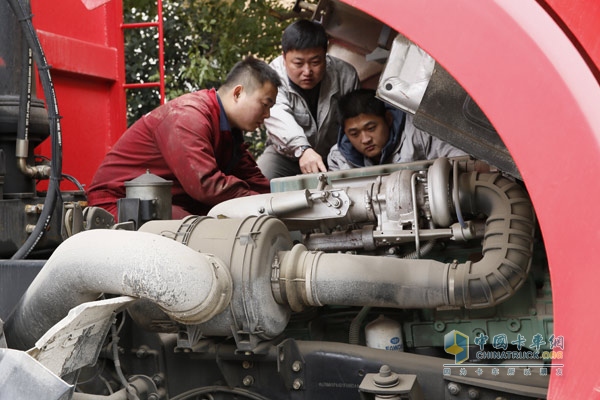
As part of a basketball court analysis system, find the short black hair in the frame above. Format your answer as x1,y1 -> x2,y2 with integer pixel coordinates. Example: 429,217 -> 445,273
338,89 -> 387,125
281,19 -> 328,53
222,56 -> 281,92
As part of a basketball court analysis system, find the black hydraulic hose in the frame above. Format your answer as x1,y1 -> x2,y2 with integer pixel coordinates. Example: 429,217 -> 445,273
8,0 -> 63,259
62,173 -> 85,191
17,32 -> 32,142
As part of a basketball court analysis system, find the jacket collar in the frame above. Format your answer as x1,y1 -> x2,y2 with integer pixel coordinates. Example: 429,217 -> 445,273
216,93 -> 231,132
337,107 -> 406,167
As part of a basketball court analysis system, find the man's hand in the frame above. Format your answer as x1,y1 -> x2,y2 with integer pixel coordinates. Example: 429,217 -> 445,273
299,148 -> 327,174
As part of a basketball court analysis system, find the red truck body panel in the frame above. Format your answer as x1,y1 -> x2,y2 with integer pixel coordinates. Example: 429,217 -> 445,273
26,0 -> 600,397
344,1 -> 600,398
31,0 -> 127,190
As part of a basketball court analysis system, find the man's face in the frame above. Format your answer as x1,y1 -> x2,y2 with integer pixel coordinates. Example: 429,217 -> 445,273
283,48 -> 327,90
234,82 -> 278,132
344,113 -> 391,160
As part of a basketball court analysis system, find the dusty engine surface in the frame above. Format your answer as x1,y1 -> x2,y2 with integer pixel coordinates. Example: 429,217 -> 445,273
0,0 -> 557,399
2,157 -> 552,400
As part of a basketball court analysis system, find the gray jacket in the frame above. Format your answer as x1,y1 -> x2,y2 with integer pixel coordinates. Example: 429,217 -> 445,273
264,54 -> 359,161
328,110 -> 467,170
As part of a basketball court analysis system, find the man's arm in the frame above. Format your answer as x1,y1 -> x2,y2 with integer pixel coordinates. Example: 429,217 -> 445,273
231,144 -> 270,193
327,144 -> 349,171
299,147 -> 327,174
154,106 -> 263,207
264,87 -> 312,157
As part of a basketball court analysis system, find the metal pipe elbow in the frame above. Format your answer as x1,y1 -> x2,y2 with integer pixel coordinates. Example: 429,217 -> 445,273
17,157 -> 51,179
5,229 -> 232,350
449,172 -> 536,308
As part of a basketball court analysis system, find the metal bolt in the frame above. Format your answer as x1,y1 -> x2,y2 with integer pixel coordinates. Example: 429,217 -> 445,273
468,388 -> 480,399
447,382 -> 461,395
374,365 -> 399,388
242,375 -> 254,387
136,348 -> 147,358
292,378 -> 303,390
148,395 -> 159,400
292,361 -> 302,372
242,361 -> 252,369
433,321 -> 446,332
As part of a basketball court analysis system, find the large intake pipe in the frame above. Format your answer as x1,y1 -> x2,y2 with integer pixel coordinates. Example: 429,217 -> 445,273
5,229 -> 232,350
276,171 -> 535,310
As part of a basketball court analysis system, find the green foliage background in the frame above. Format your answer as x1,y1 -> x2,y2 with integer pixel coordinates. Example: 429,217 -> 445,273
123,0 -> 293,157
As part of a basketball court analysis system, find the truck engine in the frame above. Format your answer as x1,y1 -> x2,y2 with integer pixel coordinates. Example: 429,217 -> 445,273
1,0 -> 599,399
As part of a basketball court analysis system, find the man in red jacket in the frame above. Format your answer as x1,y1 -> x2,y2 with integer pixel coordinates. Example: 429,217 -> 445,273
86,56 -> 280,220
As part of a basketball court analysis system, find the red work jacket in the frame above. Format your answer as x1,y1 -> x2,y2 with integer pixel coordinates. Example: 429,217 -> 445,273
86,89 -> 270,219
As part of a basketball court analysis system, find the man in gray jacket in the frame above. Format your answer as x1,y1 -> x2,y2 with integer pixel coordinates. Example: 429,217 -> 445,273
328,89 -> 467,170
257,19 -> 359,179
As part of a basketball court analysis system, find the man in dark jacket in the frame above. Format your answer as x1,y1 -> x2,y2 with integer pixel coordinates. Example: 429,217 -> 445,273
328,89 -> 466,170
87,56 -> 280,219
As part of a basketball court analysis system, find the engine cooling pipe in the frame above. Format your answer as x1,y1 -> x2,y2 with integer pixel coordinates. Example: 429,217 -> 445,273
4,229 -> 232,350
275,171 -> 535,311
